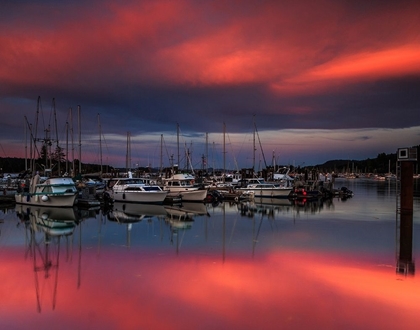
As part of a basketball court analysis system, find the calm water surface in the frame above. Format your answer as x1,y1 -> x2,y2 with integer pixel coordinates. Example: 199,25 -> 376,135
1,178 -> 419,330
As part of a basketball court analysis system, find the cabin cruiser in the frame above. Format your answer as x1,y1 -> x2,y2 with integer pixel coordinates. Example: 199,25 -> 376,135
236,178 -> 293,198
160,173 -> 207,202
107,177 -> 168,204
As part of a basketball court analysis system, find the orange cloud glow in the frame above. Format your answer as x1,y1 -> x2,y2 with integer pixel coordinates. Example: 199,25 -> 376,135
272,45 -> 420,95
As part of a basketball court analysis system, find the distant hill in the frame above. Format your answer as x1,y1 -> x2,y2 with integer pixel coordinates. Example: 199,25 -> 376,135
314,145 -> 419,174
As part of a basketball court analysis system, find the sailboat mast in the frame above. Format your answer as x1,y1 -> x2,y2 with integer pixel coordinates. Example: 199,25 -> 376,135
160,134 -> 163,175
65,119 -> 69,175
177,123 -> 180,169
98,114 -> 103,175
53,98 -> 60,175
70,108 -> 75,176
77,105 -> 81,175
24,117 -> 28,171
32,96 -> 41,173
205,132 -> 208,173
223,123 -> 226,183
126,131 -> 131,172
253,115 -> 256,172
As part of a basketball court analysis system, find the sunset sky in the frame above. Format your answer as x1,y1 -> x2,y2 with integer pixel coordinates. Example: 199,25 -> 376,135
1,0 -> 419,169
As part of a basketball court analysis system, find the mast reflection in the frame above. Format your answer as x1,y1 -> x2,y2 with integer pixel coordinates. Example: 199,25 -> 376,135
16,205 -> 79,312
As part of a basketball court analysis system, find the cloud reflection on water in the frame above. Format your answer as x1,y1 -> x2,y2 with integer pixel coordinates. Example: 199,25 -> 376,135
1,247 -> 419,330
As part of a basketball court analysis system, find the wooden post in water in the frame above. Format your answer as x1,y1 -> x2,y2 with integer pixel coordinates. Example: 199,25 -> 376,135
397,148 -> 417,275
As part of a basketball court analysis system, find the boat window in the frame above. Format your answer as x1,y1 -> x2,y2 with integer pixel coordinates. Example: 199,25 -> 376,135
125,187 -> 143,191
42,186 -> 53,193
143,186 -> 162,191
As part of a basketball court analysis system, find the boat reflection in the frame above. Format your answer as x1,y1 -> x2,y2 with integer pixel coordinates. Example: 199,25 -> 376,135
105,202 -> 167,248
107,202 -> 167,223
292,197 -> 336,214
238,196 -> 341,217
15,205 -> 80,313
165,202 -> 209,220
165,202 -> 209,228
164,203 -> 209,251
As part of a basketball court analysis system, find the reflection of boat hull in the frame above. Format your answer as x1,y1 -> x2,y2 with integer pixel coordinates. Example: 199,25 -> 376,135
16,205 -> 78,236
113,202 -> 167,216
16,205 -> 78,221
178,202 -> 208,215
168,219 -> 193,229
165,202 -> 208,220
253,197 -> 294,206
108,202 -> 167,223
36,220 -> 76,236
166,189 -> 208,202
237,187 -> 292,198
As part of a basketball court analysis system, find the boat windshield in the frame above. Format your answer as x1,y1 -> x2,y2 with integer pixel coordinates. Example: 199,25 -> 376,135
254,184 -> 275,188
180,180 -> 192,186
48,185 -> 77,194
143,186 -> 162,192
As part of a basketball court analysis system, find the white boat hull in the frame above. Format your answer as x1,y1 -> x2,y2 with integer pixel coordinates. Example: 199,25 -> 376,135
15,193 -> 77,207
237,187 -> 292,198
112,190 -> 168,204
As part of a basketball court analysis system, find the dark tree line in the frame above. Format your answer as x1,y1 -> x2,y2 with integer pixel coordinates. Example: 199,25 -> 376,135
0,156 -> 107,176
1,145 -> 418,176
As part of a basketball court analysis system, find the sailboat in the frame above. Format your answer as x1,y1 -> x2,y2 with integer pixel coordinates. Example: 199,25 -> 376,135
159,124 -> 207,202
16,98 -> 78,207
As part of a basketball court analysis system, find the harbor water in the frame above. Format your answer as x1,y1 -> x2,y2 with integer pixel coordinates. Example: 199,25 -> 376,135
1,178 -> 419,330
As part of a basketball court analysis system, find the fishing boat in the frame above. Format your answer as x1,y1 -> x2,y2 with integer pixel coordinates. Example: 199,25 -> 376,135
160,173 -> 208,202
15,174 -> 78,207
107,177 -> 168,204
